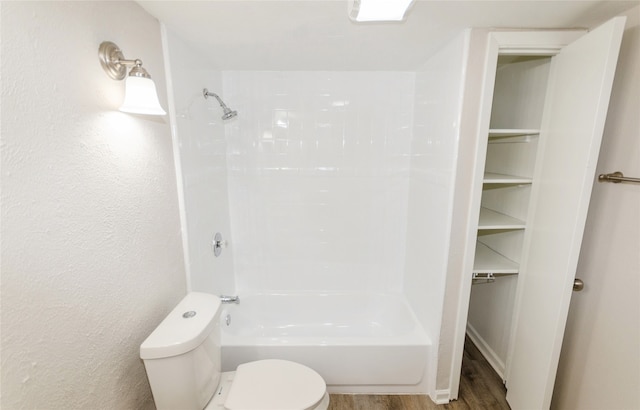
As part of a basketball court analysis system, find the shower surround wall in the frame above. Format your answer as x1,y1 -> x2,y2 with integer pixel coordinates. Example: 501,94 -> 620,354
162,28 -> 235,295
163,23 -> 475,395
223,72 -> 416,292
405,32 -> 470,401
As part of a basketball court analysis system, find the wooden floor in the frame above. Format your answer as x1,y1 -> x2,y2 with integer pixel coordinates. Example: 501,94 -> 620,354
328,337 -> 510,409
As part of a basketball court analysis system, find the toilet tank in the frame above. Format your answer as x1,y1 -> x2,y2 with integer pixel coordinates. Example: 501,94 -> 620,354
140,292 -> 222,410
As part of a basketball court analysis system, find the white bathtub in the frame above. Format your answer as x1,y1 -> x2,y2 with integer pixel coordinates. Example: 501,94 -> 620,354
220,292 -> 431,393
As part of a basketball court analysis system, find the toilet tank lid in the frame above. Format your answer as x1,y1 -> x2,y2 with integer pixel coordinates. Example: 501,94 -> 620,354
140,292 -> 221,360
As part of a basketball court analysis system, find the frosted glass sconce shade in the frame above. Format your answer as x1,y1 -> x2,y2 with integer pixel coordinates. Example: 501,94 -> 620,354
98,41 -> 166,116
119,76 -> 166,116
349,0 -> 415,21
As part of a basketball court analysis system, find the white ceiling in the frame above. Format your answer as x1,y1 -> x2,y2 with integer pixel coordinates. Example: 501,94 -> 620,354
138,0 -> 638,70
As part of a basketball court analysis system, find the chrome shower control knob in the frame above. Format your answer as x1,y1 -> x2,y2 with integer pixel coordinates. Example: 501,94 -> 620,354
212,232 -> 227,257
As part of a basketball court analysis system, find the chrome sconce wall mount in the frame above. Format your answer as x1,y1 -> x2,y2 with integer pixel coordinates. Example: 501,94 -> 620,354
99,41 -> 166,116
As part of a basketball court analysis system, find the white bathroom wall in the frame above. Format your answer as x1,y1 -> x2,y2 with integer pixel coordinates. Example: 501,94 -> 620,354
162,28 -> 235,295
403,32 -> 470,399
1,2 -> 186,409
223,71 -> 415,292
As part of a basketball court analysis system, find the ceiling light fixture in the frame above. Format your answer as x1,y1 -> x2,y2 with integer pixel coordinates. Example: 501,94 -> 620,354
348,0 -> 415,22
98,41 -> 166,116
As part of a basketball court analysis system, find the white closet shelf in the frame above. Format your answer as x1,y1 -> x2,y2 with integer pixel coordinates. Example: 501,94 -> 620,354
488,129 -> 540,143
478,207 -> 526,230
483,172 -> 533,184
489,128 -> 540,137
473,242 -> 520,274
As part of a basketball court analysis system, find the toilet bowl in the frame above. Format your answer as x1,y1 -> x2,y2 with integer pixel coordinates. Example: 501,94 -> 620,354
140,292 -> 329,410
207,359 -> 329,410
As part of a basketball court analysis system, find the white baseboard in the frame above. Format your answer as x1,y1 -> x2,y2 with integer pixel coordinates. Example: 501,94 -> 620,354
432,389 -> 451,404
466,324 -> 506,380
326,384 -> 427,394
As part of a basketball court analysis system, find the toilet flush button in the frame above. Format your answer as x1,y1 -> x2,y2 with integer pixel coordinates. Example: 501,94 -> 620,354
182,311 -> 197,318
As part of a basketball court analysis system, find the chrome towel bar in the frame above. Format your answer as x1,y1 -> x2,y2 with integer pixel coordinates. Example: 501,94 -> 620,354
598,171 -> 640,184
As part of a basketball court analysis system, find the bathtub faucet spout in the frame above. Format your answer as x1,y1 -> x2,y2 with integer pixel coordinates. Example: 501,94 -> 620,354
219,295 -> 240,304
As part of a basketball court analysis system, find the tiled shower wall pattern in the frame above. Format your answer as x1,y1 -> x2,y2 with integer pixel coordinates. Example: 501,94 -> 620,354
223,72 -> 416,292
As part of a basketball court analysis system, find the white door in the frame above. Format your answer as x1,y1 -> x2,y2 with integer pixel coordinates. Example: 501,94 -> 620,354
504,17 -> 626,409
552,8 -> 640,407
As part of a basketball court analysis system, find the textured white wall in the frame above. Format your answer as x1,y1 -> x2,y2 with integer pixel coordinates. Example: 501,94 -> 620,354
1,2 -> 187,409
162,28 -> 236,295
552,7 -> 640,409
223,71 -> 414,293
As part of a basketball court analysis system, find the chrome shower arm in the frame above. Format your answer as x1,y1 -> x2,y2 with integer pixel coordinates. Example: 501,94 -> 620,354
203,88 -> 238,120
203,88 -> 228,108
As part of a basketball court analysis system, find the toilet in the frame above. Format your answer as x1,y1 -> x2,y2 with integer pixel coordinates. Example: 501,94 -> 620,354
140,292 -> 330,410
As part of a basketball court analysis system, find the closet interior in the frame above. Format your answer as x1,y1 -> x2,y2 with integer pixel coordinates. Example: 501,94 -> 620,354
466,55 -> 553,380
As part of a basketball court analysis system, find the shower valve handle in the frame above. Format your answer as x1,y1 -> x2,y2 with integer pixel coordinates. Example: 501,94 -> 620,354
212,232 -> 227,257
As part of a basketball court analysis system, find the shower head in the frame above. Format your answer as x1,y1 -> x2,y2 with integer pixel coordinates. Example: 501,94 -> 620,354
203,88 -> 238,120
222,106 -> 238,120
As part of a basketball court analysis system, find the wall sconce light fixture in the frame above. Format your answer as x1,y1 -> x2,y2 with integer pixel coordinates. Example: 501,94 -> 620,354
98,41 -> 166,116
348,0 -> 415,22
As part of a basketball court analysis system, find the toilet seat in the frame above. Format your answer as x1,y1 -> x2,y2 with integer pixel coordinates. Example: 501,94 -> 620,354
224,359 -> 327,410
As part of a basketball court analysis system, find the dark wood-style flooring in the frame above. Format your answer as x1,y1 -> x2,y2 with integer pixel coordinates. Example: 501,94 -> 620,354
328,337 -> 510,409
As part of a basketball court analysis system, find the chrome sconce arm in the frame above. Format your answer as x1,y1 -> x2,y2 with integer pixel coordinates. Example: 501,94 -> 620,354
99,42 -> 146,80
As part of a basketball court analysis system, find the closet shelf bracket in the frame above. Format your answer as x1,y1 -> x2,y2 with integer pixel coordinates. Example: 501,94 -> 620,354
472,272 -> 518,285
